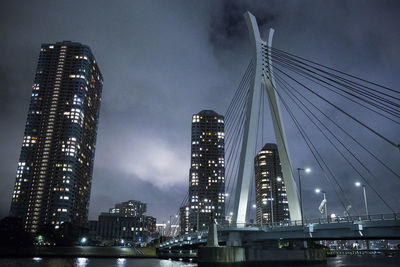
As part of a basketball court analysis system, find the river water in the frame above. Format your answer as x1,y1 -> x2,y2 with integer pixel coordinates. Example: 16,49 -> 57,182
0,255 -> 399,266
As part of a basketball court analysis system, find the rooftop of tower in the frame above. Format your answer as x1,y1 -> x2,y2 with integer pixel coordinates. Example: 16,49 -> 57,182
197,110 -> 223,117
261,143 -> 278,150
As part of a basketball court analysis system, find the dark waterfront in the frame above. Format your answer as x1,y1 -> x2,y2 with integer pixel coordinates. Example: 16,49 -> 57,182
1,255 -> 400,267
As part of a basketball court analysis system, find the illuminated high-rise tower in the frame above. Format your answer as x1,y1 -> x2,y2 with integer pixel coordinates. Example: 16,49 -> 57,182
188,110 -> 225,232
9,41 -> 103,232
254,143 -> 290,224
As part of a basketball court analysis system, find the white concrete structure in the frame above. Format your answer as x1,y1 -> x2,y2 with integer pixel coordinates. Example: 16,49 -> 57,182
233,12 -> 301,225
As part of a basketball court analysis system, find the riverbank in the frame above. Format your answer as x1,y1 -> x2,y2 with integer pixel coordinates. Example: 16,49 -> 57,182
0,246 -> 157,258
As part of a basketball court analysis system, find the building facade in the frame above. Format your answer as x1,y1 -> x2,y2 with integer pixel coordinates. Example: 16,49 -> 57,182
179,205 -> 190,235
89,200 -> 156,244
254,143 -> 290,224
188,110 -> 225,232
9,41 -> 103,232
109,200 -> 146,217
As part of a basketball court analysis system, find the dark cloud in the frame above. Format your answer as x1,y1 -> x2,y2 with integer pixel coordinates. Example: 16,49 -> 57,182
0,0 -> 399,223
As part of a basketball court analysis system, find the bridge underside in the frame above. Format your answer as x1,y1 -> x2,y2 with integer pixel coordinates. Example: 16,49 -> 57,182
159,218 -> 400,251
221,220 -> 400,242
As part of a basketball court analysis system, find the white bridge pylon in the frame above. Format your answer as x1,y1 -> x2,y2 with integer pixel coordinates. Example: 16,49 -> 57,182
232,12 -> 302,225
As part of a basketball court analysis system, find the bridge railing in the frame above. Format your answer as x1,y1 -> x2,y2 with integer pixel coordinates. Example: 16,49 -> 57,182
159,230 -> 208,248
159,213 -> 400,248
219,213 -> 400,229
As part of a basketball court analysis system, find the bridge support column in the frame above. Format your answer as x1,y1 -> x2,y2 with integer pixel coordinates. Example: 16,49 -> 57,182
227,232 -> 242,247
207,220 -> 219,247
198,246 -> 245,267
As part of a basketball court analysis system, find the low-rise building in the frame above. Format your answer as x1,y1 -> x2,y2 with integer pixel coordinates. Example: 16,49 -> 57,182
89,200 -> 156,244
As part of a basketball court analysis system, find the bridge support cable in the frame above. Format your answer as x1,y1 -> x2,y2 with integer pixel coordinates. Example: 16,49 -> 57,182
225,59 -> 255,127
267,46 -> 400,96
272,70 -> 400,181
225,63 -> 253,156
170,191 -> 189,236
225,71 -> 251,182
225,62 -> 254,197
225,75 -> 252,216
266,68 -> 400,182
272,65 -> 399,149
267,73 -> 354,215
266,49 -> 400,110
272,74 -> 353,211
269,59 -> 400,127
266,53 -> 400,121
225,103 -> 247,211
274,72 -> 395,213
264,50 -> 400,121
225,95 -> 248,204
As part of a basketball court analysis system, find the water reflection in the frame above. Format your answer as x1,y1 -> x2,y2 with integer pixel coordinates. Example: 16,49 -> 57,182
76,257 -> 89,267
159,259 -> 197,267
117,257 -> 126,267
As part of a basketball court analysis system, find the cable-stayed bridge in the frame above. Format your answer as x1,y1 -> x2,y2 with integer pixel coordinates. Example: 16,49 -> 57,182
158,11 -> 400,265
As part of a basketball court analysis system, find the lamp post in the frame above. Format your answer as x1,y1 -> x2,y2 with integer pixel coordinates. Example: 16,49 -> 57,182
252,204 -> 258,226
355,182 -> 369,216
169,215 -> 172,236
315,188 -> 328,221
297,168 -> 311,226
269,186 -> 274,226
197,207 -> 200,232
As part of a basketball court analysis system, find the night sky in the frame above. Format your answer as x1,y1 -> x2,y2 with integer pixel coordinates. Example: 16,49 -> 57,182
1,0 -> 399,224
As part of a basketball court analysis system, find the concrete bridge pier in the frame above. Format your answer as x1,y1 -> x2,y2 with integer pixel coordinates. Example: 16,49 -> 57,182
198,224 -> 245,266
199,229 -> 326,266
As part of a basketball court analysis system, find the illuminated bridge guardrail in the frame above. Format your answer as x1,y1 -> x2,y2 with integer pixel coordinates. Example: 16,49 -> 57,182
221,213 -> 400,229
159,213 -> 400,249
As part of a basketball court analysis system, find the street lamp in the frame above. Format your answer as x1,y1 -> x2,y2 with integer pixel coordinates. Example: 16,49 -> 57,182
80,237 -> 87,246
355,182 -> 369,216
297,167 -> 311,226
315,188 -> 328,221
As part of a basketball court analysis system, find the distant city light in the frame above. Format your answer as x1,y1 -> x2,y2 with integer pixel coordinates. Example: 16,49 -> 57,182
355,182 -> 361,187
80,237 -> 87,244
315,188 -> 321,193
252,204 -> 257,208
305,168 -> 311,173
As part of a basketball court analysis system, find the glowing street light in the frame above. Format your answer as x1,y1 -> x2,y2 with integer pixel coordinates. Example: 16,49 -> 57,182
80,237 -> 87,245
355,181 -> 369,216
315,188 -> 328,221
297,167 -> 311,226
